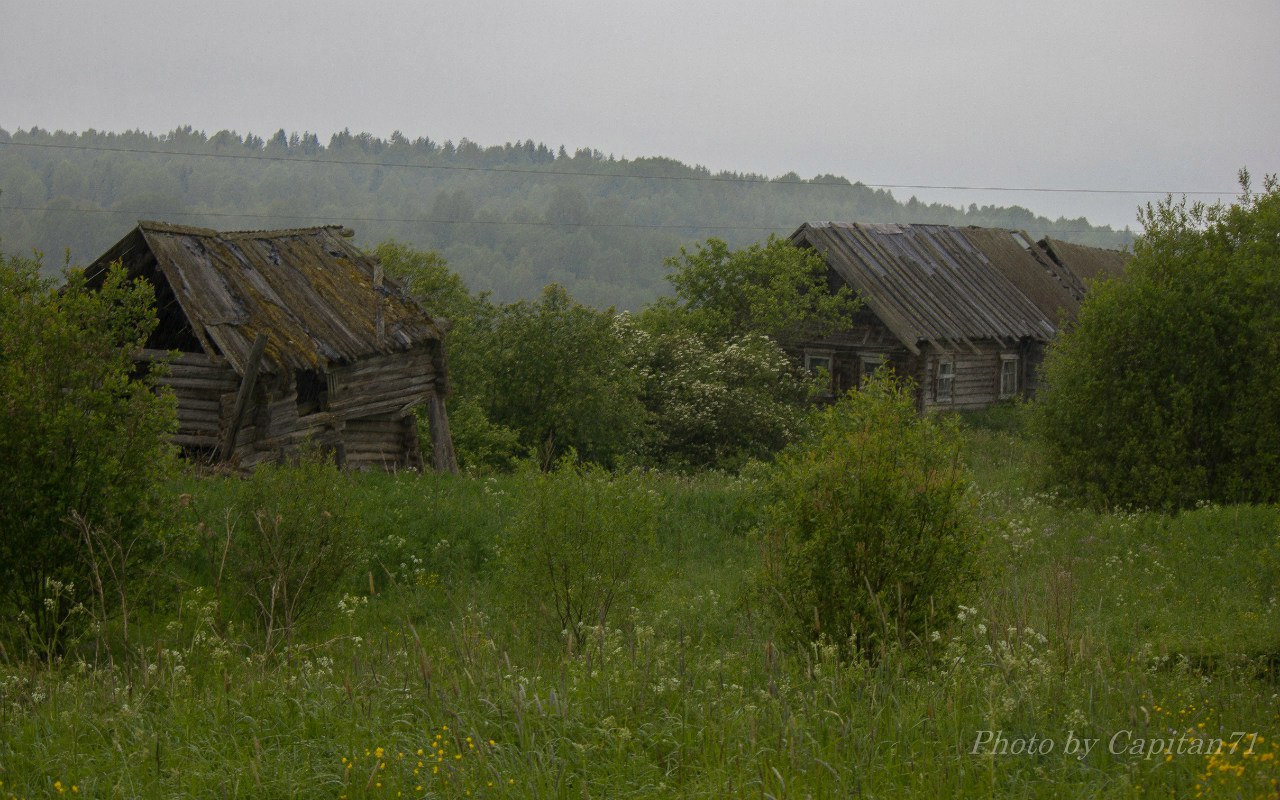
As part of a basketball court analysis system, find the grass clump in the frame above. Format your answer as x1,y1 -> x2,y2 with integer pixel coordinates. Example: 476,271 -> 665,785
188,451 -> 363,655
498,459 -> 662,651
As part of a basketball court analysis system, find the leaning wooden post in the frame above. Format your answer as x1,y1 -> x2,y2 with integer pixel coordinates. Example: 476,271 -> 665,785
220,332 -> 268,463
427,340 -> 458,474
427,394 -> 458,473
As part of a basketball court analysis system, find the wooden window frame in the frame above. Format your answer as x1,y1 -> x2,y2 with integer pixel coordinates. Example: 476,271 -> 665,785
858,352 -> 887,386
935,357 -> 955,403
998,354 -> 1019,399
805,351 -> 835,396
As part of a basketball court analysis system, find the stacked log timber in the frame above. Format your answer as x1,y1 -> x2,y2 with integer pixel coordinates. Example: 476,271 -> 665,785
137,342 -> 446,472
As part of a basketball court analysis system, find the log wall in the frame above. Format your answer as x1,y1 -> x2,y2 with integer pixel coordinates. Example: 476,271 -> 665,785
797,324 -> 1045,414
140,344 -> 441,472
140,349 -> 238,455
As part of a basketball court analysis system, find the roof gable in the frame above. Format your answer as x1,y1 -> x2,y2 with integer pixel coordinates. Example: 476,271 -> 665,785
87,221 -> 443,375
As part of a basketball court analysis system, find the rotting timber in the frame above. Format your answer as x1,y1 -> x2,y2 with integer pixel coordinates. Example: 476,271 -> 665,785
88,221 -> 458,473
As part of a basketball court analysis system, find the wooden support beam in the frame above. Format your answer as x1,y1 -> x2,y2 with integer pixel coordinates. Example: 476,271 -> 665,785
219,332 -> 268,462
427,393 -> 458,474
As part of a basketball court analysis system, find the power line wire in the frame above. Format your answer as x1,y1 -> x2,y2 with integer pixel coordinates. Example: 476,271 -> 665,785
0,203 -> 1122,235
0,139 -> 1238,197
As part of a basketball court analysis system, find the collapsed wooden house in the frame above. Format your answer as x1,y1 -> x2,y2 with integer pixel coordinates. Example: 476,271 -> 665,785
790,222 -> 1129,411
86,221 -> 457,471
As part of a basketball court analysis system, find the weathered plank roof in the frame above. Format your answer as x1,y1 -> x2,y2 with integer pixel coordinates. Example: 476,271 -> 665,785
87,221 -> 444,375
791,222 -> 1126,354
1039,236 -> 1129,286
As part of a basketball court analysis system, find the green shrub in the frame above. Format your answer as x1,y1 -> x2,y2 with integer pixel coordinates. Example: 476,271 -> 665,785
437,395 -> 522,474
759,376 -> 977,655
499,460 -> 661,650
206,453 -> 362,653
0,255 -> 176,653
1033,173 -> 1280,510
472,286 -> 648,468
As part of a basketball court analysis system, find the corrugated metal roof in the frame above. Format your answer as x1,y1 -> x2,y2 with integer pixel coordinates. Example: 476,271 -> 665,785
791,222 -> 1117,354
87,221 -> 444,375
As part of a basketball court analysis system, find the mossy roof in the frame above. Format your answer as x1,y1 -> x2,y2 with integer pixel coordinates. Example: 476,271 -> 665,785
87,221 -> 444,375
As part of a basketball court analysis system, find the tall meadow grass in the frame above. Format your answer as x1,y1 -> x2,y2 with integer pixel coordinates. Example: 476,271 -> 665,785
2,416 -> 1277,798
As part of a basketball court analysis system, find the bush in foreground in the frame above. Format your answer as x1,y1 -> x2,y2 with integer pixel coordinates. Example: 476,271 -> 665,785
499,460 -> 661,651
197,452 -> 362,654
0,255 -> 176,654
759,377 -> 977,655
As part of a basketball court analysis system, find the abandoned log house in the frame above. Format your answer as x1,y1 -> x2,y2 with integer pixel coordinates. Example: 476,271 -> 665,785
86,221 -> 457,471
790,222 -> 1129,411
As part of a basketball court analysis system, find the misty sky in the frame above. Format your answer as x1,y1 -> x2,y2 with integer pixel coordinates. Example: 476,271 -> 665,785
4,0 -> 1277,229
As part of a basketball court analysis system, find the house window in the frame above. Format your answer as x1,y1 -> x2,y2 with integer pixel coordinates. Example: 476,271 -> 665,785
935,358 -> 954,403
999,355 -> 1019,399
805,353 -> 832,375
859,353 -> 887,385
805,352 -> 834,396
295,369 -> 328,416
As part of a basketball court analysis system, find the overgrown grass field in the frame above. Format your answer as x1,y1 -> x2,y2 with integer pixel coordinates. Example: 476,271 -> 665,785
2,411 -> 1278,798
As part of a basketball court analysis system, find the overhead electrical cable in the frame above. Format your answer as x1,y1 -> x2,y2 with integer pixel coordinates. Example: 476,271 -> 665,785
0,203 -> 1116,235
0,140 -> 1239,197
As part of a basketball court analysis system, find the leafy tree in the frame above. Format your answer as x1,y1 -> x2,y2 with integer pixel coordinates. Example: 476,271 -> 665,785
627,235 -> 850,470
0,253 -> 177,649
759,376 -> 977,655
1033,172 -> 1280,510
627,321 -> 812,471
662,235 -> 860,343
375,242 -> 522,472
469,284 -> 647,467
374,241 -> 478,328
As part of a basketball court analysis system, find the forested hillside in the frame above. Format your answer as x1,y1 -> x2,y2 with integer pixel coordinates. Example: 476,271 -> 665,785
0,126 -> 1133,308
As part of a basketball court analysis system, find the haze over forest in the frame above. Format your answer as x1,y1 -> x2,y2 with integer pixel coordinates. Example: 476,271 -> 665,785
0,126 -> 1134,309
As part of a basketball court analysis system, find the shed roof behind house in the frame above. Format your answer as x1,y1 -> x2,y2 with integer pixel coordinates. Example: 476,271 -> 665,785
792,222 -> 1090,354
87,221 -> 444,375
1039,236 -> 1130,286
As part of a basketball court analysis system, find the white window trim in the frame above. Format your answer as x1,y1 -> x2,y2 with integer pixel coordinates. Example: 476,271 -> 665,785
804,351 -> 833,373
858,352 -> 887,386
999,354 -> 1019,399
805,351 -> 835,396
935,357 -> 955,403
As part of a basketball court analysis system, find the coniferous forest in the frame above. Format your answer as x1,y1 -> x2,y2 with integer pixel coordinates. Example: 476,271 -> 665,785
0,126 -> 1133,308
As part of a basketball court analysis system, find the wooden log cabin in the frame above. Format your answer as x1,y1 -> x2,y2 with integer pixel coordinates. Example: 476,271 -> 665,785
85,221 -> 457,472
789,223 -> 1129,412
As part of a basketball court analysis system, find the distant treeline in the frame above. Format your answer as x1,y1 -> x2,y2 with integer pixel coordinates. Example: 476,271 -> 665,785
0,126 -> 1134,309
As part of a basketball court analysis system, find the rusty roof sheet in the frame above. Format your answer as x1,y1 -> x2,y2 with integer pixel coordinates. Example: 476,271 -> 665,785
88,221 -> 444,375
791,222 -> 1114,354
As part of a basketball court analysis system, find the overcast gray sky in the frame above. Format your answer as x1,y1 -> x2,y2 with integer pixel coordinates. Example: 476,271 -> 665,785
4,0 -> 1276,229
